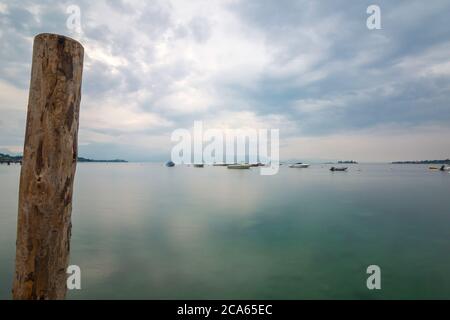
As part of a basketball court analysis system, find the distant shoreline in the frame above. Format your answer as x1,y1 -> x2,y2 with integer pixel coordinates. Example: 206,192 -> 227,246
392,159 -> 450,164
3,152 -> 449,165
77,157 -> 128,163
0,153 -> 127,163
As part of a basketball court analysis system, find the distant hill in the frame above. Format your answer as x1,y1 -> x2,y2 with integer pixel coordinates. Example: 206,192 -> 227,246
0,153 -> 127,163
0,153 -> 22,161
77,157 -> 127,163
392,159 -> 450,164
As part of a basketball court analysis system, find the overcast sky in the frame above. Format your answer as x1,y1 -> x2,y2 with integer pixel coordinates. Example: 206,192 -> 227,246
1,0 -> 449,162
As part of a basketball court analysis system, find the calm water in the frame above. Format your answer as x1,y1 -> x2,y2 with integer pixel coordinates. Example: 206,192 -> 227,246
1,163 -> 449,299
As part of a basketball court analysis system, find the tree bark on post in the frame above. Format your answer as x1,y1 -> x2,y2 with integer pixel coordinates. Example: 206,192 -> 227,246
13,33 -> 84,300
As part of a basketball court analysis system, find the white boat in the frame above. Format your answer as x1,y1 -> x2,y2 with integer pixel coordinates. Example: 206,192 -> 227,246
213,163 -> 228,167
440,165 -> 450,172
289,163 -> 310,168
227,164 -> 251,169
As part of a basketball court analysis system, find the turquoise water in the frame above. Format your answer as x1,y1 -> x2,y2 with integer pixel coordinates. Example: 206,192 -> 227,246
1,163 -> 449,299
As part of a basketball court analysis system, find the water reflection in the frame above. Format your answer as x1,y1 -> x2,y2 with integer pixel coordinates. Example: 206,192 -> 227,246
1,163 -> 449,299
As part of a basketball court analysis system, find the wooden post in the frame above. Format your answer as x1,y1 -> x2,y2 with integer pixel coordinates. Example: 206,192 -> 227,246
13,33 -> 84,300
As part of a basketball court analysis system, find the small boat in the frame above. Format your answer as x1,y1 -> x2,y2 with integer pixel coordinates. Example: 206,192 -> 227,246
289,163 -> 310,168
330,166 -> 348,172
440,165 -> 450,172
193,164 -> 204,168
213,163 -> 228,167
429,166 -> 439,170
165,161 -> 175,167
227,164 -> 251,169
249,163 -> 265,167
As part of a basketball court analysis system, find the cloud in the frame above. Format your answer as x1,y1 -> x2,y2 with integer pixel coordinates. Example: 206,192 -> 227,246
0,0 -> 449,161
282,123 -> 450,162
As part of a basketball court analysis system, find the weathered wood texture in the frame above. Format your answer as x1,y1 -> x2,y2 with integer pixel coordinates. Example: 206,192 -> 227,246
13,34 -> 84,300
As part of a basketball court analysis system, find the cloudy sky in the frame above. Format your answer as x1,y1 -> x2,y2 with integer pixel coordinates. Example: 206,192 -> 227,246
1,0 -> 449,162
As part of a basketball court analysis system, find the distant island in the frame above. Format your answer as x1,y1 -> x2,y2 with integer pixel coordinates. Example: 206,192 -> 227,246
392,159 -> 450,164
77,157 -> 127,163
0,153 -> 22,162
0,153 -> 127,163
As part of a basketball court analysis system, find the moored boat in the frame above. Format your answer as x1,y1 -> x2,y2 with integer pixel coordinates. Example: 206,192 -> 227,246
213,163 -> 228,166
165,161 -> 175,167
289,163 -> 310,168
227,164 -> 251,169
330,166 -> 348,172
